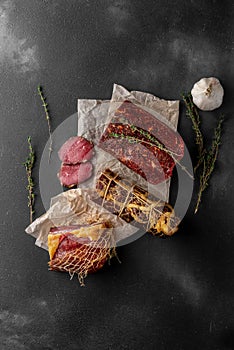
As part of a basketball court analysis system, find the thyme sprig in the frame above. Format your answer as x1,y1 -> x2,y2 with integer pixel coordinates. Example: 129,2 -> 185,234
182,93 -> 205,172
194,115 -> 224,213
23,136 -> 35,224
37,85 -> 53,162
182,93 -> 224,213
130,124 -> 182,157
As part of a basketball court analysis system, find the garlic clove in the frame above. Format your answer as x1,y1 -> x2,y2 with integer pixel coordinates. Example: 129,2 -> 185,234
191,77 -> 224,111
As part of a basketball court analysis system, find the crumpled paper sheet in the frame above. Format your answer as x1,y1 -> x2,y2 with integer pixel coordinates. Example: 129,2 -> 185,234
25,189 -> 137,250
77,83 -> 180,201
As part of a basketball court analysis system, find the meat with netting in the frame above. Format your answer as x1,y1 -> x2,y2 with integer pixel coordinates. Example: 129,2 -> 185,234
48,222 -> 116,286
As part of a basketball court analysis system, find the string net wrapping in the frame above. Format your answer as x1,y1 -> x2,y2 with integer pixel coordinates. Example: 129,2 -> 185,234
48,222 -> 116,286
94,169 -> 179,237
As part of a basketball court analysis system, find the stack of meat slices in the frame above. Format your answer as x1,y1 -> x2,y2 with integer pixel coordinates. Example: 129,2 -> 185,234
58,136 -> 94,187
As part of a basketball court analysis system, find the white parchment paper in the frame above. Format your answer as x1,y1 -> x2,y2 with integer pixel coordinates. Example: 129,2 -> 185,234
25,189 -> 137,249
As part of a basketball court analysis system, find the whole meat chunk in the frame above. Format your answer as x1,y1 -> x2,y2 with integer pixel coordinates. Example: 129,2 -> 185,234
58,136 -> 94,164
99,101 -> 184,185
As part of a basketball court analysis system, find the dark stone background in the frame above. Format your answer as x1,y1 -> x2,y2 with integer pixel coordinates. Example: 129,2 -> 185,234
0,0 -> 234,349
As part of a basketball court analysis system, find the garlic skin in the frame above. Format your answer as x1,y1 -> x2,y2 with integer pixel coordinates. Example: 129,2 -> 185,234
191,77 -> 224,111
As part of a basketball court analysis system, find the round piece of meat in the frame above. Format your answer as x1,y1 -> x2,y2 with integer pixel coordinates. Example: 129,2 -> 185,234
58,136 -> 94,164
58,162 -> 93,187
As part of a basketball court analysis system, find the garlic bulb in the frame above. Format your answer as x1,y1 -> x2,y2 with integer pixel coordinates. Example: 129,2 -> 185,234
191,77 -> 224,111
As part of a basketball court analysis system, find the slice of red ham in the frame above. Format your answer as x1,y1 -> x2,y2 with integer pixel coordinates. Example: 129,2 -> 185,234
58,136 -> 94,164
58,162 -> 93,187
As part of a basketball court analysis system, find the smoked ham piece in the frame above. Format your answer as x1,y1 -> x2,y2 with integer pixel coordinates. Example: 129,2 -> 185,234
95,169 -> 179,237
48,222 -> 115,285
58,136 -> 94,164
99,101 -> 184,184
58,162 -> 93,187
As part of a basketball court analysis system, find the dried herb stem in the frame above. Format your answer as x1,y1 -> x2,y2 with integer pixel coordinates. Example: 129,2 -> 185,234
194,115 -> 224,213
23,136 -> 35,223
182,93 -> 205,172
37,85 -> 53,161
130,124 -> 182,157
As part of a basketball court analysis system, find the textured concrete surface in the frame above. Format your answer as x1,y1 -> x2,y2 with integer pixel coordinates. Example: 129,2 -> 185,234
0,1 -> 234,349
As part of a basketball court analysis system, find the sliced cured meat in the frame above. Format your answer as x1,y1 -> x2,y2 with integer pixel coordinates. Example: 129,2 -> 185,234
48,222 -> 115,285
58,136 -> 94,164
58,162 -> 93,187
99,101 -> 184,185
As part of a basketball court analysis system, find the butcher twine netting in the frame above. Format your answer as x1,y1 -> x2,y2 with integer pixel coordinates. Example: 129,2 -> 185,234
49,224 -> 117,286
